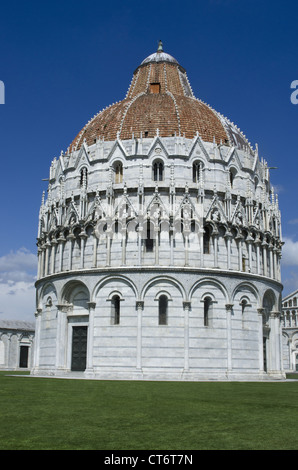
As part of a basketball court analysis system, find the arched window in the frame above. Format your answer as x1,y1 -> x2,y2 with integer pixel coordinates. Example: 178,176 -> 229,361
80,167 -> 88,188
158,295 -> 168,325
229,168 -> 237,188
240,298 -> 249,327
153,160 -> 164,181
204,297 -> 212,327
145,219 -> 154,252
192,161 -> 201,183
111,295 -> 121,325
114,162 -> 123,183
203,226 -> 211,254
241,299 -> 247,315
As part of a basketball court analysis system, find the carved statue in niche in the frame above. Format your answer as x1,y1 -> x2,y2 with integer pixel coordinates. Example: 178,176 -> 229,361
211,209 -> 220,222
235,211 -> 243,226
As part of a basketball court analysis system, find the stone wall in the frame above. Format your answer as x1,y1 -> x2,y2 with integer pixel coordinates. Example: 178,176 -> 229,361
0,321 -> 35,370
33,269 -> 283,380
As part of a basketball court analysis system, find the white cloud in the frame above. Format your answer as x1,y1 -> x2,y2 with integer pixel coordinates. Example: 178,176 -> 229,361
281,237 -> 298,266
282,270 -> 298,295
0,281 -> 35,322
271,184 -> 284,194
0,248 -> 37,322
0,247 -> 37,277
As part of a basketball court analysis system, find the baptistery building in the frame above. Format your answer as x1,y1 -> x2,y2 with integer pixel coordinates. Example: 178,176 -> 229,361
32,43 -> 284,380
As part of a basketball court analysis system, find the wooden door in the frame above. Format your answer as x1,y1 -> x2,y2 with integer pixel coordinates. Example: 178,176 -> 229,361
19,345 -> 29,368
71,326 -> 87,371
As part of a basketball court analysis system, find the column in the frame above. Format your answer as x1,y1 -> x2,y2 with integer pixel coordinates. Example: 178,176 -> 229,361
37,247 -> 42,279
138,224 -> 143,266
50,239 -> 57,274
225,231 -> 232,270
184,233 -> 190,266
32,308 -> 42,370
213,231 -> 219,267
136,301 -> 144,371
106,232 -> 112,266
55,305 -> 69,370
6,334 -> 12,369
80,232 -> 87,269
273,247 -> 278,280
86,302 -> 96,373
279,312 -> 284,375
255,238 -> 261,275
226,304 -> 233,373
154,227 -> 159,265
262,240 -> 268,276
236,234 -> 243,272
199,227 -> 204,268
247,237 -> 253,272
277,250 -> 282,282
92,234 -> 98,267
288,338 -> 293,371
40,244 -> 45,278
269,242 -> 273,278
57,233 -> 66,272
170,229 -> 174,265
183,302 -> 191,373
268,311 -> 276,372
257,308 -> 264,372
44,239 -> 51,276
121,228 -> 126,266
270,311 -> 282,374
67,233 -> 75,271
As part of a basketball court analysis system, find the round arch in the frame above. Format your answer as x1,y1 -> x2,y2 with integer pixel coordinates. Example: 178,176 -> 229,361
37,282 -> 58,310
231,282 -> 260,306
60,280 -> 90,305
262,289 -> 277,312
77,164 -> 89,177
191,159 -> 204,183
190,156 -> 205,167
229,166 -> 238,188
111,160 -> 124,184
92,274 -> 138,303
189,277 -> 229,303
140,275 -> 187,302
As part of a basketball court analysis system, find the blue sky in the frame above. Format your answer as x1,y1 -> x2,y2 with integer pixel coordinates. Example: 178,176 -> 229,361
1,0 -> 298,321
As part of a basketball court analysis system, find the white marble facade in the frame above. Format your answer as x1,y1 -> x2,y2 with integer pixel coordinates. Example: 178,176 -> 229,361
32,47 -> 284,380
281,290 -> 298,372
0,321 -> 35,370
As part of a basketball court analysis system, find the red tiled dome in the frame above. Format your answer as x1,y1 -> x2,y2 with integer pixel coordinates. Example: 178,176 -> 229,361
69,43 -> 251,153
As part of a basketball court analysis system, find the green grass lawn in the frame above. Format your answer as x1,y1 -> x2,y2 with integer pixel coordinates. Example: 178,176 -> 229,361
1,371 -> 298,450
